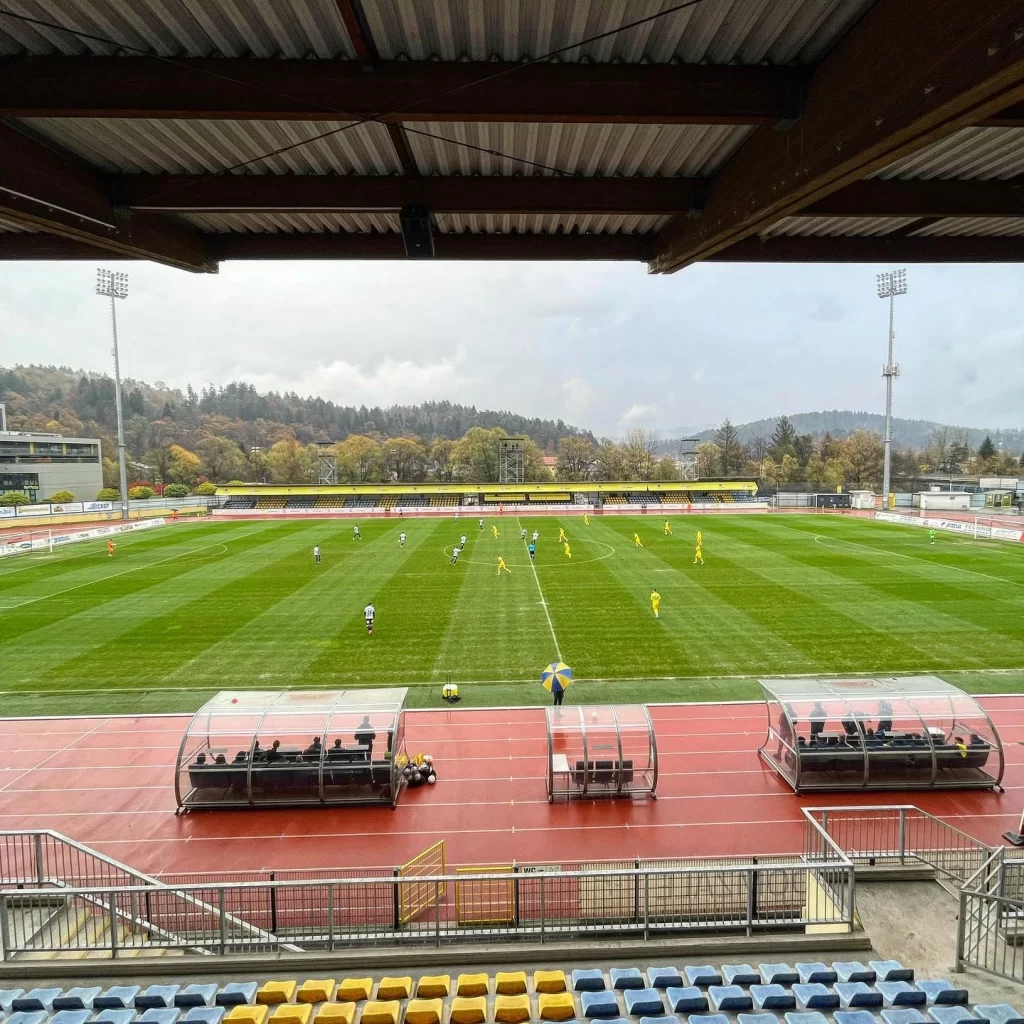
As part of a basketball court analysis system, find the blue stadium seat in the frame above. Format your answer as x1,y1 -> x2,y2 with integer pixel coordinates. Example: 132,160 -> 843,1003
751,987 -> 795,1011
973,1009 -> 1020,1024
572,972 -> 606,993
835,965 -> 877,985
709,987 -> 753,1012
794,987 -> 839,1011
13,991 -> 61,1013
638,1018 -> 674,1024
836,1013 -> 880,1024
609,971 -> 644,991
93,1011 -> 136,1024
878,984 -> 926,1008
54,989 -> 103,1011
739,1015 -> 782,1024
7,1013 -> 47,1024
785,1013 -> 830,1024
665,989 -> 708,1013
797,964 -> 837,986
139,1011 -> 179,1024
689,1016 -> 728,1024
177,988 -> 219,1010
0,991 -> 25,1013
918,983 -> 968,1006
761,966 -> 800,986
872,963 -> 915,983
51,1012 -> 91,1024
883,1012 -> 929,1024
95,988 -> 142,1010
580,992 -> 618,1018
684,967 -> 722,988
724,967 -> 762,987
930,1013 -> 986,1024
184,1011 -> 227,1024
837,986 -> 883,1010
623,991 -> 664,1016
648,969 -> 685,990
216,986 -> 259,1007
138,988 -> 181,1010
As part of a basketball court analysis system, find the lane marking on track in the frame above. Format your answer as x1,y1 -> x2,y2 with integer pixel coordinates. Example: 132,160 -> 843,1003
518,516 -> 562,662
0,541 -> 230,610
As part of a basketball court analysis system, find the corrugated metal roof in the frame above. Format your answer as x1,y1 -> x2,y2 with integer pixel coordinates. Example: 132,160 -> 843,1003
762,215 -> 917,238
912,217 -> 1024,238
873,128 -> 1024,181
440,212 -> 667,234
403,121 -> 754,177
17,117 -> 401,175
363,0 -> 875,64
180,211 -> 400,233
0,217 -> 33,232
0,0 -> 355,58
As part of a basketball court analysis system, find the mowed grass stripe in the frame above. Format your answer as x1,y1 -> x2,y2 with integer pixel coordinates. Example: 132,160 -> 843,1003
160,520 -> 413,687
47,520 -> 342,689
708,518 -> 1010,672
2,522 -> 310,689
426,518 -> 555,682
0,521 -> 284,651
581,516 -> 820,678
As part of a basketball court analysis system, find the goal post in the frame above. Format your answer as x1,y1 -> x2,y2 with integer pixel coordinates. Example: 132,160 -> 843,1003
0,529 -> 53,558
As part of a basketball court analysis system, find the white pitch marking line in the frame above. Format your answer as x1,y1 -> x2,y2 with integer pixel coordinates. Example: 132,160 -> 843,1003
518,516 -> 562,662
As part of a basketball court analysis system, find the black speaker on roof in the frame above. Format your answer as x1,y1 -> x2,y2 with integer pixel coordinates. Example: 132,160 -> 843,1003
400,203 -> 435,258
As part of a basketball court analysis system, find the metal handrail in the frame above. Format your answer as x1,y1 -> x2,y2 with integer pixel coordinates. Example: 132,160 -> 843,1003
805,804 -> 994,849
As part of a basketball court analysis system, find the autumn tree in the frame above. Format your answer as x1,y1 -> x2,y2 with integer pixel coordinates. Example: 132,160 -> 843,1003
266,438 -> 316,485
842,430 -> 884,488
197,435 -> 249,483
556,436 -> 594,481
335,434 -> 382,482
381,436 -> 427,482
621,428 -> 659,481
168,444 -> 202,485
428,437 -> 454,482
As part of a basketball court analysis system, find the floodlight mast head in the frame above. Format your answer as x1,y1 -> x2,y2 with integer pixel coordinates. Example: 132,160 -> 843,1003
96,268 -> 129,299
876,268 -> 908,299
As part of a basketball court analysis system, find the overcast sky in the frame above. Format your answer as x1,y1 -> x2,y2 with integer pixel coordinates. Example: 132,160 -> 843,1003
1,259 -> 1022,438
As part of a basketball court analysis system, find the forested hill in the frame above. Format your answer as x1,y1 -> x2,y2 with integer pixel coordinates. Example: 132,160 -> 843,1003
0,365 -> 592,448
691,411 -> 1024,450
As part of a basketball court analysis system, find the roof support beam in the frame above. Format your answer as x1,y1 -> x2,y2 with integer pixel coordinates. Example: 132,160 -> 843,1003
650,0 -> 1024,273
0,57 -> 808,125
111,174 -> 704,216
980,101 -> 1024,127
0,122 -> 216,271
804,178 -> 1024,218
707,235 -> 1024,262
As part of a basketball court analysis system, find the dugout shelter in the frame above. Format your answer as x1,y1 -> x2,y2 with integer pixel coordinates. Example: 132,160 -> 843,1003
546,704 -> 658,802
175,688 -> 409,811
759,676 -> 1004,793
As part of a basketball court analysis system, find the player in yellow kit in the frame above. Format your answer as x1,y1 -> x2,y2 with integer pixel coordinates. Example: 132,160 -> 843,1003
650,589 -> 661,619
558,526 -> 567,544
583,513 -> 590,526
563,541 -> 572,560
694,540 -> 704,565
696,529 -> 703,547
496,556 -> 511,575
634,532 -> 643,548
664,520 -> 672,535
492,524 -> 500,539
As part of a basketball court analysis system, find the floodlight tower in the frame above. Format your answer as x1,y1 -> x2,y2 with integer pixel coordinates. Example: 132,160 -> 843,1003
876,269 -> 907,506
96,269 -> 130,521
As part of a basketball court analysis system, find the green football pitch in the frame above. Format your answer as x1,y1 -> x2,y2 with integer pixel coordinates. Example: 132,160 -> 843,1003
2,513 -> 1024,717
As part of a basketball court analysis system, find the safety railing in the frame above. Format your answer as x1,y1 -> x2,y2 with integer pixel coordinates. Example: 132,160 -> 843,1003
803,805 -> 993,890
958,888 -> 1024,982
0,854 -> 855,959
0,830 -> 295,958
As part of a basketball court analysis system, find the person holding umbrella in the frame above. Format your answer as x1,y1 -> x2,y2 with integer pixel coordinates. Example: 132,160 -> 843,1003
542,662 -> 573,706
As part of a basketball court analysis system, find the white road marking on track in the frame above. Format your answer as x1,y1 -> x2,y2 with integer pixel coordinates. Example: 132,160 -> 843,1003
0,541 -> 230,610
518,516 -> 562,661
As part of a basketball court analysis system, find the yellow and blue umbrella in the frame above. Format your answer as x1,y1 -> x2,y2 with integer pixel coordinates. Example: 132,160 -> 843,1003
541,661 -> 573,695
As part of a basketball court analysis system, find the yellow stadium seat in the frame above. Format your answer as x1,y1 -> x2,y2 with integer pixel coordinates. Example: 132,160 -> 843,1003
457,975 -> 489,998
258,984 -> 298,1006
450,997 -> 487,1024
416,977 -> 451,999
495,974 -> 528,996
376,978 -> 412,1001
271,1007 -> 312,1024
533,972 -> 566,994
494,996 -> 530,1023
226,1009 -> 269,1024
298,982 -> 337,1005
538,994 -> 575,1022
337,980 -> 373,1003
360,1003 -> 400,1024
405,1000 -> 443,1024
314,1007 -> 355,1024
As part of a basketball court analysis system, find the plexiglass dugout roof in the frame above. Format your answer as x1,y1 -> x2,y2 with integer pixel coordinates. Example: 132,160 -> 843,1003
175,688 -> 409,810
758,675 -> 1003,792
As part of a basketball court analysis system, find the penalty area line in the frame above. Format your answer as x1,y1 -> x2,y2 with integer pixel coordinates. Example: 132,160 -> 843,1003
518,516 -> 562,662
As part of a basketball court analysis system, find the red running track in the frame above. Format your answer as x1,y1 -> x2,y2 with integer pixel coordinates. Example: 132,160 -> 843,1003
0,699 -> 1022,877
